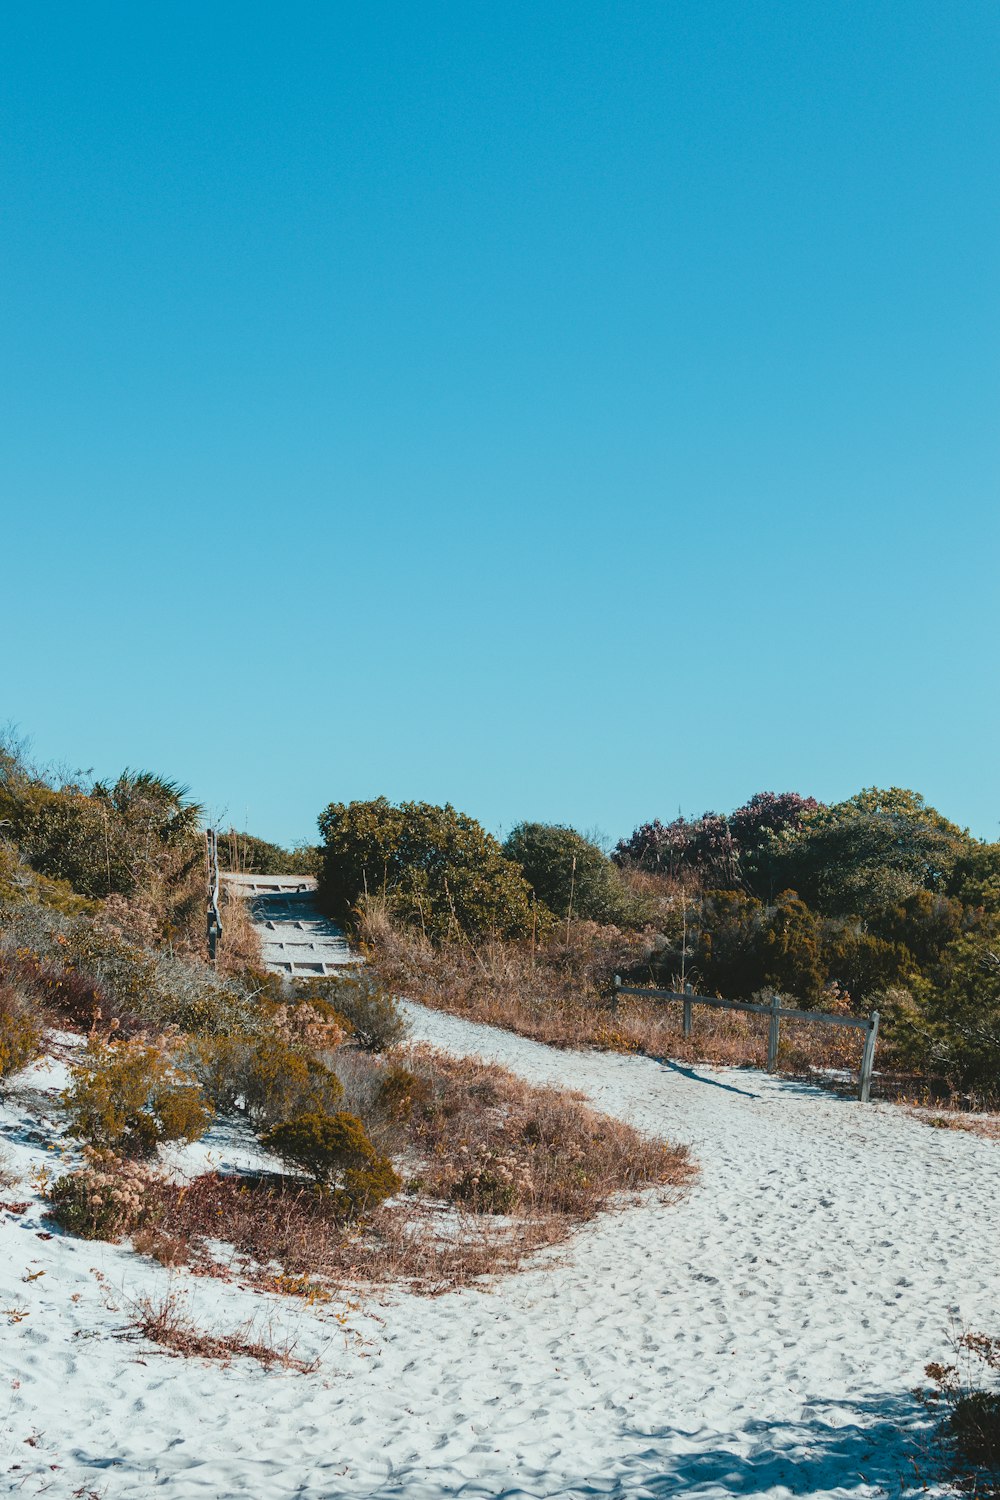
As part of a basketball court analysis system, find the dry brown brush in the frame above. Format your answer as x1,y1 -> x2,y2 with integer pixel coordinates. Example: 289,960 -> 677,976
362,901 -> 864,1077
123,1043 -> 693,1294
121,1288 -> 317,1372
921,1330 -> 1000,1496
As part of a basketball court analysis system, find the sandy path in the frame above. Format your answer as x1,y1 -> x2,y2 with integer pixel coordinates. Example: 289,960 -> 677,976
1,1004 -> 996,1498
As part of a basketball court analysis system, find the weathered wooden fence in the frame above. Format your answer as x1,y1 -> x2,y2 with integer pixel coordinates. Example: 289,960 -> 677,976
613,978 -> 881,1103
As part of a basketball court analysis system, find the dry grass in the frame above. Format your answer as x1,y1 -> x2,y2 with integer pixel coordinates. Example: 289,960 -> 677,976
217,885 -> 263,974
909,1107 -> 1000,1142
121,1288 -> 317,1371
138,1173 -> 572,1294
135,1043 -> 694,1295
364,906 -> 866,1079
401,1043 -> 691,1214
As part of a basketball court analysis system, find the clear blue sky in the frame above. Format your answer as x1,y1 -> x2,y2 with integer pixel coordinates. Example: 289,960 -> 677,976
3,2 -> 998,847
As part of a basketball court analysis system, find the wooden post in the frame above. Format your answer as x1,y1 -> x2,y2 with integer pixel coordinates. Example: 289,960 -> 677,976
206,828 -> 222,965
859,1010 -> 880,1103
612,974 -> 621,1014
767,992 -> 781,1071
683,981 -> 693,1040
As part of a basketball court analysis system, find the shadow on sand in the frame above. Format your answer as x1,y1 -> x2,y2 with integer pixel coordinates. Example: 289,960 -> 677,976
604,1390 -> 935,1497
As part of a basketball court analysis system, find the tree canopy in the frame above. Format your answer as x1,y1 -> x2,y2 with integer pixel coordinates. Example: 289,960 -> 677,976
317,798 -> 537,941
503,823 -> 635,927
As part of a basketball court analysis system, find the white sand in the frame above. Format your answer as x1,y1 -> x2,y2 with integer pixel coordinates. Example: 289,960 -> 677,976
0,1004 -> 996,1498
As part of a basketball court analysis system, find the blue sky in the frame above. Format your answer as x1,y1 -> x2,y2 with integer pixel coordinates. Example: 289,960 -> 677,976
3,2 -> 998,846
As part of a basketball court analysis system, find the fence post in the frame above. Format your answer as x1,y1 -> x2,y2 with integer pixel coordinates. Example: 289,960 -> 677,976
767,992 -> 781,1071
683,982 -> 693,1040
859,1010 -> 880,1103
613,974 -> 621,1014
206,828 -> 222,965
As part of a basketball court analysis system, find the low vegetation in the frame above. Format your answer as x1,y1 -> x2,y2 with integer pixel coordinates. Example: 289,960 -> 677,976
0,738 -> 692,1298
362,900 -> 867,1079
47,1037 -> 691,1291
62,1037 -> 213,1157
923,1331 -> 1000,1496
49,1150 -> 150,1239
0,979 -> 44,1081
2,726 -> 996,1326
121,1288 -> 317,1372
339,788 -> 1000,1106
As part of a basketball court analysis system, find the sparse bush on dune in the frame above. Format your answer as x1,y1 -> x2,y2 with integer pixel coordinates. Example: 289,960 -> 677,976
62,1036 -> 213,1157
121,1287 -> 317,1371
238,1038 -> 343,1127
184,1029 -> 346,1125
295,973 -> 405,1052
377,1062 -> 431,1123
0,980 -> 43,1081
400,1044 -> 692,1217
923,1331 -> 1000,1495
129,1041 -> 693,1293
261,1108 -> 401,1215
48,1150 -> 151,1240
0,901 -> 262,1040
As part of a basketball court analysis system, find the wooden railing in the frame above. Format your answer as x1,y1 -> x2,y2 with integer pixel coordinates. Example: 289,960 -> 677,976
613,978 -> 881,1103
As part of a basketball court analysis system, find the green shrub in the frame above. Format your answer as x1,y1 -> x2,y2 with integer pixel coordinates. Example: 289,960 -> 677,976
912,936 -> 1000,1098
187,1033 -> 344,1124
680,889 -> 827,1006
62,1038 -> 213,1157
242,1041 -> 343,1125
0,766 -> 201,902
0,842 -> 97,916
216,829 -> 319,876
769,788 -> 971,920
48,1151 -> 150,1239
503,822 -> 636,926
924,1331 -> 1000,1491
184,1033 -> 255,1114
0,982 -> 43,1080
298,975 -> 406,1053
317,797 -> 536,940
261,1108 -> 400,1215
948,1390 -> 1000,1475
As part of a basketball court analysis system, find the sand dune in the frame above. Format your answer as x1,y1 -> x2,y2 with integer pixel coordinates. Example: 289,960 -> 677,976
1,1003 -> 995,1498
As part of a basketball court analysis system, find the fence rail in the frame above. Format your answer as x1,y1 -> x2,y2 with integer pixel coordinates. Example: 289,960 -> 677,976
613,978 -> 880,1103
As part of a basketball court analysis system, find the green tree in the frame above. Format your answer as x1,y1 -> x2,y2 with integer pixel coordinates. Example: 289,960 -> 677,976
503,823 -> 636,926
317,798 -> 536,941
948,842 -> 1000,919
912,935 -> 1000,1097
689,889 -> 827,1004
0,764 -> 203,902
216,828 -> 318,876
769,788 -> 971,919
